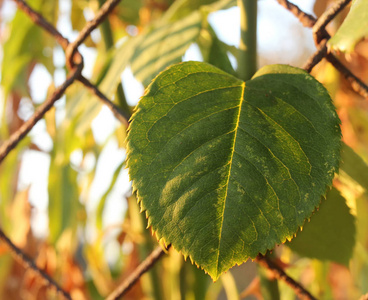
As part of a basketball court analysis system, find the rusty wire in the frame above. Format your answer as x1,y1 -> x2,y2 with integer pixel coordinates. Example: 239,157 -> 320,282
0,65 -> 82,163
303,39 -> 328,72
312,0 -> 351,36
79,76 -> 130,127
0,229 -> 72,300
13,0 -> 69,49
278,0 -> 368,99
275,0 -> 316,27
106,245 -> 171,300
0,0 -> 368,299
255,254 -> 317,300
66,0 -> 121,69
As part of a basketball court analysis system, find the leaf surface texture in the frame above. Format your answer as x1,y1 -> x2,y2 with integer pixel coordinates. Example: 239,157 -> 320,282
127,62 -> 341,279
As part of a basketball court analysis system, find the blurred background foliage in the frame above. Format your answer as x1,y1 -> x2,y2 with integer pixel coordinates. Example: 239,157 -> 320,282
0,0 -> 368,299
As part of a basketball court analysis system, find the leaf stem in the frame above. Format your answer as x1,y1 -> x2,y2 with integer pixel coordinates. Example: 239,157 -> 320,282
237,0 -> 257,81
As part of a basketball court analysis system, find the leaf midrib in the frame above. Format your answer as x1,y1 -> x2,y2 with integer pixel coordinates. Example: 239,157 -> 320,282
215,82 -> 246,276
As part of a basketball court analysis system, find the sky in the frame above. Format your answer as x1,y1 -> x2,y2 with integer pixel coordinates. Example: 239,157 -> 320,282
0,0 -> 316,239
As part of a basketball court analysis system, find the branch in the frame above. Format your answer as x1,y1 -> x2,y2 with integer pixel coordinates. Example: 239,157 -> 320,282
0,66 -> 82,164
0,229 -> 72,300
255,254 -> 317,300
105,244 -> 171,300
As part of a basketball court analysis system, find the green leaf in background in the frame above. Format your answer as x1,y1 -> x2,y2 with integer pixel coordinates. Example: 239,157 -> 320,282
130,11 -> 203,87
117,0 -> 144,25
48,156 -> 80,243
287,188 -> 356,266
1,0 -> 56,98
48,121 -> 82,243
0,138 -> 31,233
161,0 -> 224,22
130,0 -> 236,87
339,143 -> 368,191
198,25 -> 236,75
328,0 -> 368,53
126,61 -> 341,280
98,37 -> 140,99
96,160 -> 125,230
65,37 -> 139,137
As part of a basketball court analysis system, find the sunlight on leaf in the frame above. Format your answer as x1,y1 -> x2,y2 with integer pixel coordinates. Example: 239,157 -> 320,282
328,0 -> 368,53
127,61 -> 341,280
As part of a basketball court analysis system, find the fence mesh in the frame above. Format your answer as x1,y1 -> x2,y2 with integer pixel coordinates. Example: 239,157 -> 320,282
0,0 -> 367,299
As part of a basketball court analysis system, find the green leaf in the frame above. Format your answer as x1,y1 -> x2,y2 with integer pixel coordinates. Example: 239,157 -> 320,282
287,188 -> 356,266
126,61 -> 341,280
328,0 -> 368,53
339,143 -> 368,191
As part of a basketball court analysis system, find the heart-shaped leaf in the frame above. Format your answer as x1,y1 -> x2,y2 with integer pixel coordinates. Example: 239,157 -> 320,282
126,61 -> 341,280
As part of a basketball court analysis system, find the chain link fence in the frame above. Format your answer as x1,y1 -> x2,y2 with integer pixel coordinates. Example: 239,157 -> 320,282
0,0 -> 367,299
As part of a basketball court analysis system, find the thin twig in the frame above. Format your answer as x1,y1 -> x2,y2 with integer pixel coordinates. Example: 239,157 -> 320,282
0,66 -> 82,164
66,0 -> 121,68
105,245 -> 171,300
303,39 -> 328,72
255,254 -> 317,300
0,229 -> 72,300
78,76 -> 130,127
